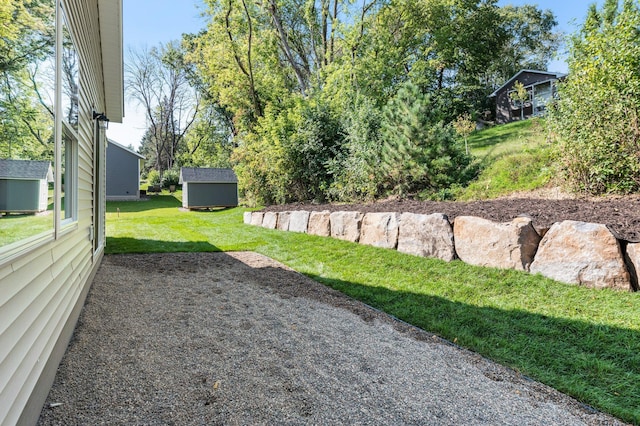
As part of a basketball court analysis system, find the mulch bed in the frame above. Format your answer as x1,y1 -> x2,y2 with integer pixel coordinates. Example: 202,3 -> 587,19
261,196 -> 640,243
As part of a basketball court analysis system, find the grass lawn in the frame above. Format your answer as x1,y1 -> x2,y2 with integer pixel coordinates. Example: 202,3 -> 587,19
0,212 -> 54,247
106,195 -> 640,424
455,118 -> 554,200
468,118 -> 548,162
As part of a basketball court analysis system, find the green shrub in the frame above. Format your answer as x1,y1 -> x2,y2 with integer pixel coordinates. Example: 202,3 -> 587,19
549,1 -> 640,194
161,169 -> 180,189
234,96 -> 343,204
147,169 -> 160,187
380,82 -> 477,197
328,96 -> 384,201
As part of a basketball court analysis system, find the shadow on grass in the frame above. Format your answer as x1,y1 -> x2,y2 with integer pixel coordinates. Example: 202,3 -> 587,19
106,195 -> 181,213
106,237 -> 221,254
469,131 -> 516,150
305,273 -> 640,424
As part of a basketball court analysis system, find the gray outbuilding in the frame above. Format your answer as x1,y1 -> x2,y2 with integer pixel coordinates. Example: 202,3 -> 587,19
106,139 -> 144,200
179,167 -> 238,209
489,69 -> 566,124
0,159 -> 53,213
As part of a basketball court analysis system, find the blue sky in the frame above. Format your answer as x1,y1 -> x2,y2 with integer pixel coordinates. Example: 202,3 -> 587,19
122,0 -> 206,49
497,0 -> 605,73
109,0 -> 605,147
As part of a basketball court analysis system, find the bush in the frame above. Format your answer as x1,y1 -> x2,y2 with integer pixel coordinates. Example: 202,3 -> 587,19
380,82 -> 477,197
328,96 -> 384,202
234,96 -> 343,204
161,169 -> 180,189
549,2 -> 640,194
147,169 -> 160,187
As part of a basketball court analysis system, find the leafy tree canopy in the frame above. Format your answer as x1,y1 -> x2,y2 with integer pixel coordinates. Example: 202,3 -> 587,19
549,0 -> 640,194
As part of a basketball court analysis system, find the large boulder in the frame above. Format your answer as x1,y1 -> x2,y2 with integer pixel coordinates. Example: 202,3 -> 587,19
250,212 -> 264,226
330,211 -> 363,242
243,211 -> 252,225
397,213 -> 455,262
359,213 -> 399,249
277,212 -> 291,231
625,242 -> 640,291
530,220 -> 630,290
454,216 -> 541,271
308,211 -> 331,237
288,211 -> 310,233
262,212 -> 278,229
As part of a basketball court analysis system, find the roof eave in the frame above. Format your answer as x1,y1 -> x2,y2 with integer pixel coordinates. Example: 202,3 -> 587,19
98,0 -> 124,123
107,138 -> 145,159
489,69 -> 566,98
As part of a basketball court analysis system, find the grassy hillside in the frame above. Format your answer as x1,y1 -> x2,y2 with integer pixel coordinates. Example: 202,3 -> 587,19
455,118 -> 555,200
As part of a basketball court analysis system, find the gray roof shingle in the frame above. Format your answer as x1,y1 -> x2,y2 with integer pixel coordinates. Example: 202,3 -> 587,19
179,167 -> 238,184
489,69 -> 567,98
0,159 -> 53,181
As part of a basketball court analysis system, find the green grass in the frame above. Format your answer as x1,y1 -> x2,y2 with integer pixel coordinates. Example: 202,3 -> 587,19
468,118 -> 548,161
106,196 -> 640,424
455,118 -> 554,200
456,147 -> 554,200
0,211 -> 54,247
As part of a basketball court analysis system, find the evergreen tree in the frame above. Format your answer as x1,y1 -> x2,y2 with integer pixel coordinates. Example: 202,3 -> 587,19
380,82 -> 476,197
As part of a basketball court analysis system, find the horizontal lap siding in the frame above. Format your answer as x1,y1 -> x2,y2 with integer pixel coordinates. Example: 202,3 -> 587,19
0,1 -> 110,424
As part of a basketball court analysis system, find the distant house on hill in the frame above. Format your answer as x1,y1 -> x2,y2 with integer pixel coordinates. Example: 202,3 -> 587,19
490,69 -> 566,124
0,159 -> 53,213
106,139 -> 144,200
179,167 -> 238,209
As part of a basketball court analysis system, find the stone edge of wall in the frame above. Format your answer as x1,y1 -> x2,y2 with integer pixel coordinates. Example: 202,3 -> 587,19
245,210 -> 639,292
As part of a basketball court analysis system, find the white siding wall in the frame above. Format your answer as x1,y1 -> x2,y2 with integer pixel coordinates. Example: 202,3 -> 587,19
0,1 -> 119,424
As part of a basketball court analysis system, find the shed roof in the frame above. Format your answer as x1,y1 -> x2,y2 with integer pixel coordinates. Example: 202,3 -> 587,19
180,167 -> 238,184
489,69 -> 566,97
107,139 -> 145,159
0,159 -> 53,181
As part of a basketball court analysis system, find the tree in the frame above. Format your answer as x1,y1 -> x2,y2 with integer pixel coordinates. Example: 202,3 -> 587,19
0,0 -> 54,161
549,0 -> 640,194
126,42 -> 199,176
327,95 -> 384,201
0,0 -> 54,74
187,0 -> 559,203
178,102 -> 234,168
380,82 -> 476,197
509,80 -> 528,120
453,113 -> 476,155
485,5 -> 561,89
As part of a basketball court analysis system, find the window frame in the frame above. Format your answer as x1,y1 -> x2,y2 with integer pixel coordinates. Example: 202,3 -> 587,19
55,3 -> 79,237
0,1 -> 80,265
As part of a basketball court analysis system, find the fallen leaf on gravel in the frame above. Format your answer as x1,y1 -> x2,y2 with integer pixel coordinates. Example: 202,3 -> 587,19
213,380 -> 221,390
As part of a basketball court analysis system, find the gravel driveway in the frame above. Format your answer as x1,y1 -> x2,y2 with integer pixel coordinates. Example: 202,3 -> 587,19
38,252 -> 624,425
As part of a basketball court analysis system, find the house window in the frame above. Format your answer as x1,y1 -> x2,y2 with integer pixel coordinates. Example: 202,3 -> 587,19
533,82 -> 553,116
0,1 -> 79,261
0,5 -> 56,255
